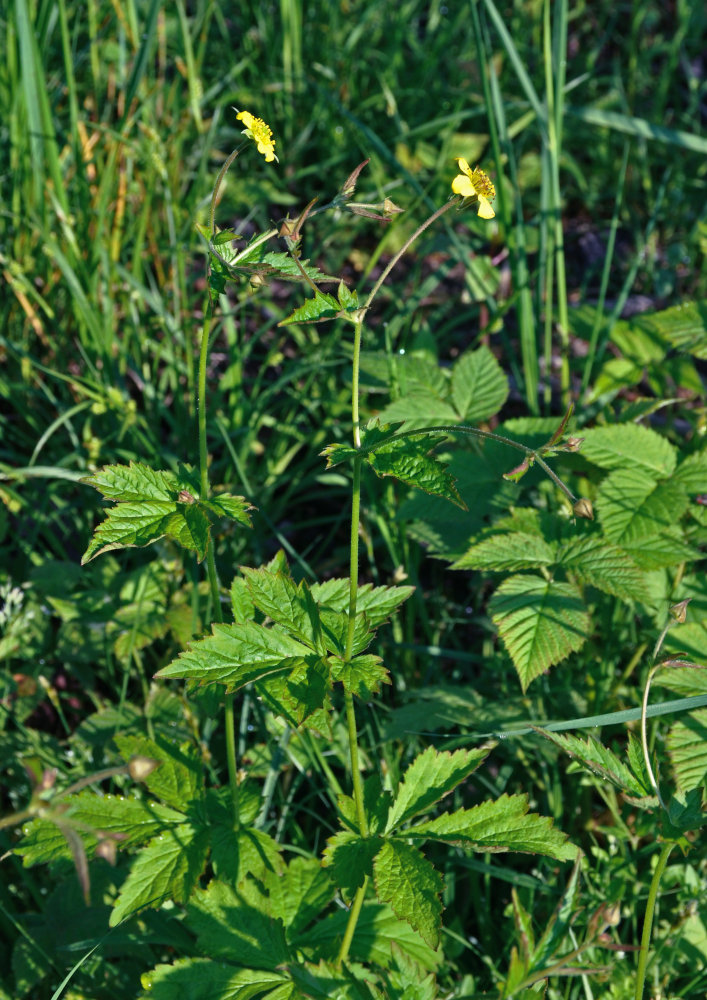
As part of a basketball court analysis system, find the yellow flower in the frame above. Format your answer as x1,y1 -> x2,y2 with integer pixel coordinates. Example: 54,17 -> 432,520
235,109 -> 278,163
451,158 -> 495,219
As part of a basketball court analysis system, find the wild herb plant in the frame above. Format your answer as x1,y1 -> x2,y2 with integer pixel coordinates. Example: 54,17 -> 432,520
7,100 -> 705,1000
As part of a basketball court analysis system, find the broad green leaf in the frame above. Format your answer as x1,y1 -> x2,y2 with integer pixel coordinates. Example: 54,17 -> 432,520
533,730 -> 650,798
262,858 -> 335,935
186,878 -> 290,969
383,944 -> 438,1000
580,425 -> 678,476
373,840 -> 444,949
110,822 -> 210,925
113,734 -> 203,811
667,709 -> 707,793
406,794 -> 578,861
627,301 -> 707,360
450,345 -> 509,422
82,500 -> 203,563
16,792 -> 185,866
596,468 -> 689,544
452,532 -> 557,572
230,577 -> 255,624
321,831 -> 382,896
311,579 -> 415,626
304,902 -> 442,971
241,567 -> 320,650
385,746 -> 491,832
375,391 -> 459,428
142,959 -> 288,1000
557,535 -> 651,601
257,670 -> 333,736
280,291 -> 340,325
210,825 -> 283,884
673,449 -> 707,493
334,775 -> 394,837
82,462 -> 183,502
367,435 -> 465,508
329,653 -> 390,699
203,494 -> 254,526
620,531 -> 700,570
488,575 -> 590,691
155,622 -> 314,691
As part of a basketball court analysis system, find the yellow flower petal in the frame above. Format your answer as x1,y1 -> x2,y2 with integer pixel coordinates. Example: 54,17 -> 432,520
451,174 -> 476,197
477,197 -> 495,220
234,109 -> 278,163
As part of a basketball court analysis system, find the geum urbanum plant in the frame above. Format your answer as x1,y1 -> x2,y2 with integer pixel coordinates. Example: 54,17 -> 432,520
14,112 -> 606,998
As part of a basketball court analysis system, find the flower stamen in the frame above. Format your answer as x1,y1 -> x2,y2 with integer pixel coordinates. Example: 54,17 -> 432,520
451,158 -> 495,219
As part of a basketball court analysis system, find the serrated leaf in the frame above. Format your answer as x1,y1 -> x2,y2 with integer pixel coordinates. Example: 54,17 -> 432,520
241,567 -> 320,650
596,468 -> 689,544
533,730 -> 651,798
450,345 -> 509,422
488,576 -> 590,691
110,822 -> 210,925
83,500 -> 199,563
406,794 -> 578,861
155,622 -> 314,691
367,435 -> 465,509
310,579 -> 415,626
321,831 -> 381,897
143,958 -> 288,1000
629,301 -> 707,360
329,654 -> 389,699
373,840 -> 443,949
210,824 -> 283,884
203,494 -> 254,526
667,709 -> 707,793
557,535 -> 651,601
673,450 -> 707,493
82,462 -> 182,502
280,291 -> 341,325
620,531 -> 700,570
186,878 -> 290,968
16,792 -> 185,866
113,734 -> 203,811
580,425 -> 678,476
262,858 -> 335,935
452,532 -> 558,572
385,746 -> 491,832
375,391 -> 459,428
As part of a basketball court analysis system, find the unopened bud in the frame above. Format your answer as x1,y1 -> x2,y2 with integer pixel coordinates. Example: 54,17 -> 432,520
573,497 -> 594,520
128,756 -> 160,782
669,599 -> 690,624
603,902 -> 621,927
95,838 -> 118,865
564,436 -> 584,452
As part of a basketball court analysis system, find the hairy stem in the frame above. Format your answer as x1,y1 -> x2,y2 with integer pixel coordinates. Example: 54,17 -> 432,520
634,841 -> 675,1000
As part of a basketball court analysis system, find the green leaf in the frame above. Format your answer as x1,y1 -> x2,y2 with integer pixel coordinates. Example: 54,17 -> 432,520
367,435 -> 465,509
186,878 -> 290,969
596,468 -> 689,545
321,831 -> 382,897
385,746 -> 491,832
16,792 -> 185,866
532,730 -> 651,798
373,840 -> 444,949
673,449 -> 707,493
82,461 -> 183,502
329,653 -> 390,699
155,622 -> 314,691
375,391 -> 459,428
557,535 -> 651,601
203,494 -> 254,526
453,532 -> 558,572
311,579 -> 415,626
210,824 -> 283,885
109,822 -> 210,925
580,425 -> 678,476
619,531 -> 700,570
450,345 -> 509,422
262,858 -> 335,935
142,959 -> 288,1000
488,575 -> 590,691
406,794 -> 578,861
667,709 -> 707,794
280,291 -> 341,325
113,734 -> 204,812
628,301 -> 707,360
241,567 -> 320,650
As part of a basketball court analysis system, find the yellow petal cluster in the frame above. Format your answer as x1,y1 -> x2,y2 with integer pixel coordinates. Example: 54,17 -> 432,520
235,110 -> 278,163
451,158 -> 495,219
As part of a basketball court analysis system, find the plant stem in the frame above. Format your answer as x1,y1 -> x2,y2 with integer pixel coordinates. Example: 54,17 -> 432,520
337,876 -> 369,967
634,840 -> 675,1000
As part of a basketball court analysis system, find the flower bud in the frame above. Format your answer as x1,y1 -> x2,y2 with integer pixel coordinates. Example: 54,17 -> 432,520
573,497 -> 594,520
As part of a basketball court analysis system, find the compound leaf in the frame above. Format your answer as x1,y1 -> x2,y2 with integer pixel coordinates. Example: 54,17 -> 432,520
385,746 -> 491,832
